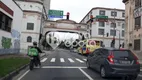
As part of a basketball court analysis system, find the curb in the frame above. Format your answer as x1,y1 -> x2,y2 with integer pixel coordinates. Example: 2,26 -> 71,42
0,53 -> 46,80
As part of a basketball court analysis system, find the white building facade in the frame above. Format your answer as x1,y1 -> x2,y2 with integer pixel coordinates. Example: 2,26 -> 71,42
15,0 -> 50,53
0,0 -> 23,54
80,7 -> 125,48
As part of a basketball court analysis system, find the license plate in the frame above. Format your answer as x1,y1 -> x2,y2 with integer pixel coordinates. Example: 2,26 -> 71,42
121,61 -> 130,64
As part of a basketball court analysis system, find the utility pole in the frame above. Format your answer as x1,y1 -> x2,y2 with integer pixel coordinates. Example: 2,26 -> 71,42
112,8 -> 116,48
119,31 -> 120,49
116,30 -> 121,49
103,33 -> 105,47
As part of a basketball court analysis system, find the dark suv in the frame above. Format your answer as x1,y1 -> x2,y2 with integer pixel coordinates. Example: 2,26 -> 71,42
86,47 -> 140,79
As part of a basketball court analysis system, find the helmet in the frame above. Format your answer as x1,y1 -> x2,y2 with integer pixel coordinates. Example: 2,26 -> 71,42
33,41 -> 37,45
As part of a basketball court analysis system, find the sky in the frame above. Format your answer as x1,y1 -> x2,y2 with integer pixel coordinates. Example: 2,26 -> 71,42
50,0 -> 125,23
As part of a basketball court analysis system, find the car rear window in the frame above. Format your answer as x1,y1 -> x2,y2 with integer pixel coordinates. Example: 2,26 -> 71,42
111,50 -> 135,59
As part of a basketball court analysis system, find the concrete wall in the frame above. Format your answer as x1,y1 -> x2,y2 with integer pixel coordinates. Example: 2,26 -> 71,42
16,1 -> 43,13
15,1 -> 43,51
20,12 -> 41,50
0,0 -> 23,54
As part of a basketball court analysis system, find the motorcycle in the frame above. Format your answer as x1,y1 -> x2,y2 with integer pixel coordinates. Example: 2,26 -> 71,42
29,56 -> 38,70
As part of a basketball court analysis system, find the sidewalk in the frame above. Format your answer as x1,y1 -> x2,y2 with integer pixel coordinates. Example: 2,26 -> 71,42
135,52 -> 142,65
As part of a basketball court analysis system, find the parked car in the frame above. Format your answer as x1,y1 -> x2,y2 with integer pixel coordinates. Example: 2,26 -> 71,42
86,47 -> 140,79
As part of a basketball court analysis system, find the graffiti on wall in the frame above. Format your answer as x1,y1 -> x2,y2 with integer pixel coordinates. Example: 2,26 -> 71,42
14,39 -> 20,49
1,37 -> 12,49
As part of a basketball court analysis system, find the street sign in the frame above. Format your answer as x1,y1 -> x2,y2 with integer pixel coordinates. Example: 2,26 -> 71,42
48,10 -> 64,18
96,15 -> 108,19
96,15 -> 108,22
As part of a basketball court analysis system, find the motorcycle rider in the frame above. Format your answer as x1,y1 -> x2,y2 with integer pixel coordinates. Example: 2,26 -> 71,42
30,41 -> 42,67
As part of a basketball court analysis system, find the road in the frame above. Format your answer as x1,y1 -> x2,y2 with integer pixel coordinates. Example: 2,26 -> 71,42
13,49 -> 142,80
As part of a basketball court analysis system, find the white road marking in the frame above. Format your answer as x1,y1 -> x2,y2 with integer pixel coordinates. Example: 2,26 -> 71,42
68,58 -> 75,63
60,58 -> 65,62
40,58 -> 47,62
35,66 -> 87,68
76,58 -> 84,63
140,69 -> 142,71
17,70 -> 30,80
138,74 -> 142,77
79,68 -> 94,80
83,59 -> 87,61
51,58 -> 56,62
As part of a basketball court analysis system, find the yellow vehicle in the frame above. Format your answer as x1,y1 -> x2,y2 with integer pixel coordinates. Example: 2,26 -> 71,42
77,39 -> 103,55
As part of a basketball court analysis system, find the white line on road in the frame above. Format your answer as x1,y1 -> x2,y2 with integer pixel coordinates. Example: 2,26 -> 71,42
79,68 -> 94,80
40,58 -> 47,62
138,74 -> 142,77
83,59 -> 87,61
17,70 -> 30,80
35,66 -> 87,68
68,58 -> 75,63
60,58 -> 65,62
140,69 -> 142,71
51,58 -> 56,62
76,58 -> 84,63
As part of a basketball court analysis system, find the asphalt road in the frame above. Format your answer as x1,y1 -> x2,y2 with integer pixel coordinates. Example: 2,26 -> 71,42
13,49 -> 142,80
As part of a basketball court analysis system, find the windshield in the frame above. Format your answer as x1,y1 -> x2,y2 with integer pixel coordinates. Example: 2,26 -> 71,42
0,0 -> 132,80
112,50 -> 135,59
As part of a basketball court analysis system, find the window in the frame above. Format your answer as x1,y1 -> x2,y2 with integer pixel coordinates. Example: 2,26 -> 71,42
110,23 -> 116,28
0,11 -> 12,32
135,0 -> 141,8
99,10 -> 105,15
98,29 -> 104,35
110,30 -> 116,36
99,22 -> 105,27
101,49 -> 109,55
135,17 -> 141,29
122,12 -> 125,17
90,30 -> 92,36
122,30 -> 124,37
27,23 -> 34,30
111,11 -> 117,16
27,36 -> 32,42
134,39 -> 140,50
87,25 -> 90,29
122,23 -> 125,29
87,15 -> 89,19
112,50 -> 135,59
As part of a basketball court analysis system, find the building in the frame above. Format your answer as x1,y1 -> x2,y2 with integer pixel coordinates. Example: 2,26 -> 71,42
41,19 -> 88,48
0,0 -> 23,54
123,0 -> 142,52
15,0 -> 50,53
80,7 -> 125,48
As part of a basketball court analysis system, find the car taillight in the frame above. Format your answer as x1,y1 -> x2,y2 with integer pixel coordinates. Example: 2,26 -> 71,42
131,51 -> 139,64
136,60 -> 140,64
86,48 -> 89,54
107,51 -> 114,64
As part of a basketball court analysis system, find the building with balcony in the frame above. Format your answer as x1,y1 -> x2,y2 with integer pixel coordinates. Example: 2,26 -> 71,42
15,0 -> 50,53
123,0 -> 142,52
80,7 -> 125,48
0,0 -> 23,54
